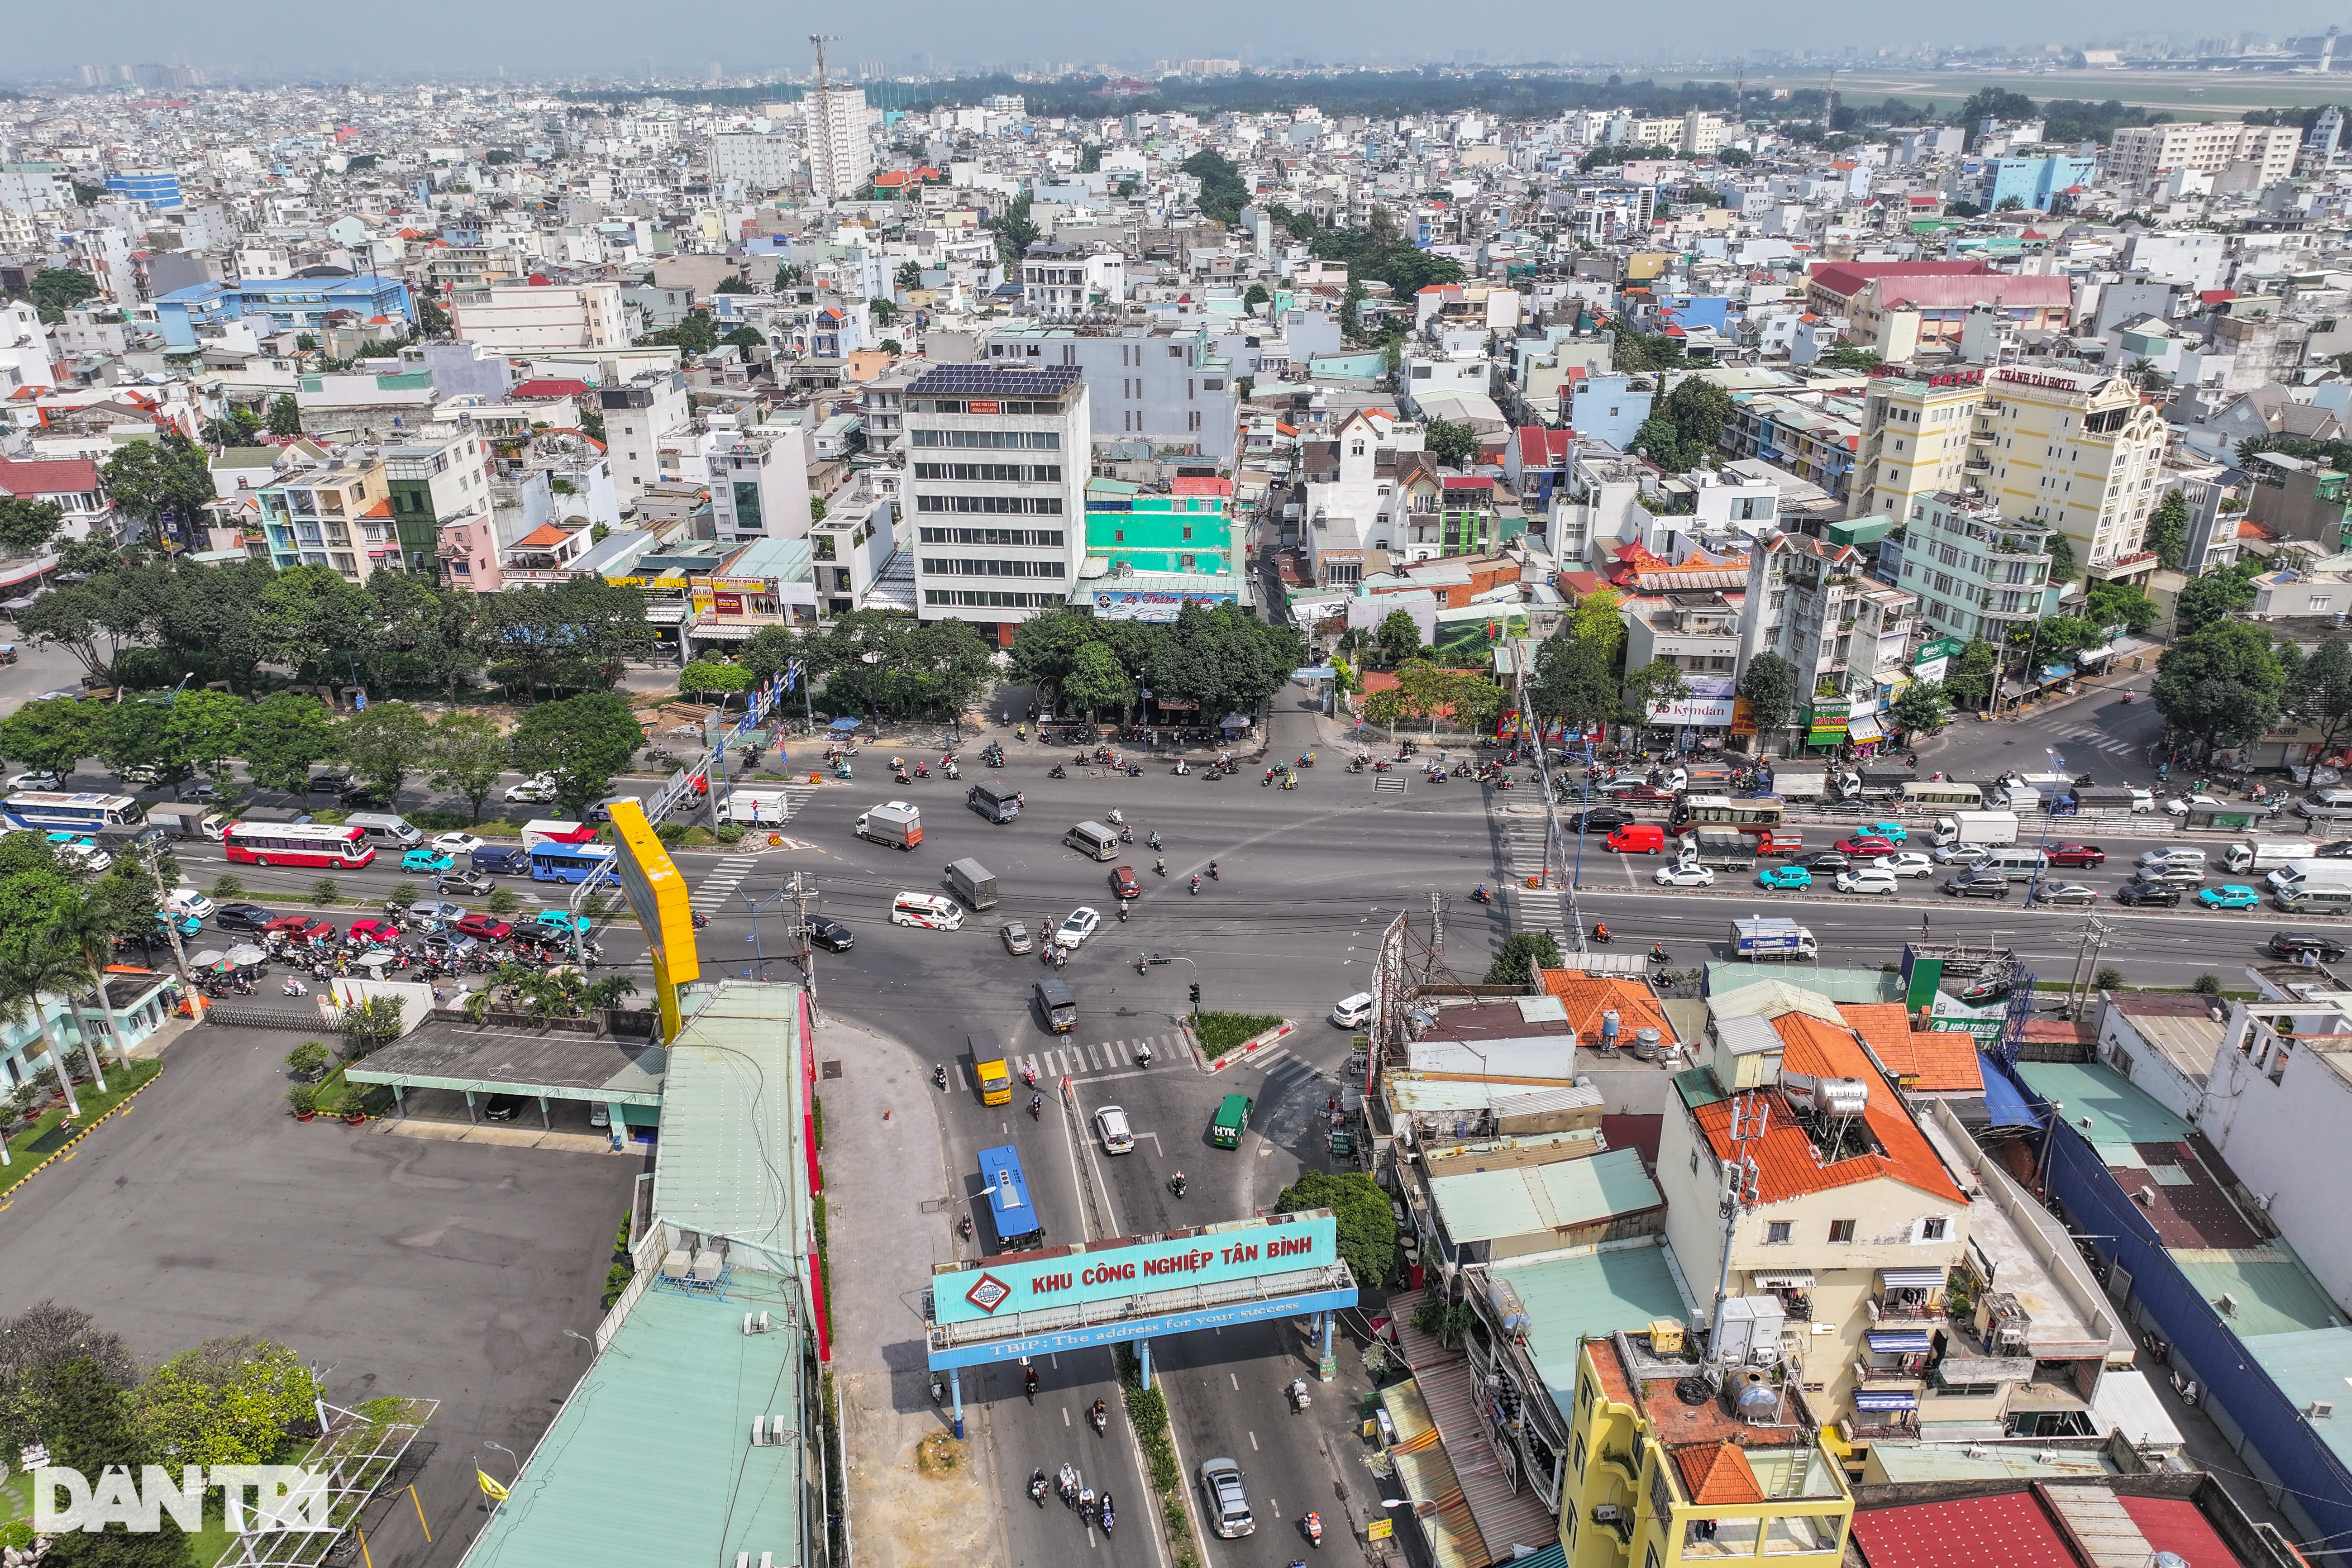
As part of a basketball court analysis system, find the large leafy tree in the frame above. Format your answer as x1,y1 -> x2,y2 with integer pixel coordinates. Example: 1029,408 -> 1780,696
1624,658 -> 1692,724
1424,417 -> 1480,469
475,579 -> 653,698
0,497 -> 65,554
0,1301 -> 137,1449
425,712 -> 513,826
510,692 -> 644,817
1737,651 -> 1798,737
1006,608 -> 1103,701
1064,639 -> 1132,720
2175,563 -> 2260,636
136,1337 -> 319,1468
100,434 -> 214,544
162,690 -> 247,792
1659,375 -> 1735,464
0,697 -> 94,778
1273,1170 -> 1397,1291
237,691 -> 337,795
100,701 -> 196,795
2084,579 -> 2159,636
29,267 -> 100,318
1484,930 -> 1563,987
335,700 -> 434,797
677,659 -> 751,699
2152,621 -> 2286,759
1374,608 -> 1425,668
2143,488 -> 2190,570
38,1356 -> 187,1568
1891,680 -> 1950,735
2285,639 -> 2352,763
1942,640 -> 2001,710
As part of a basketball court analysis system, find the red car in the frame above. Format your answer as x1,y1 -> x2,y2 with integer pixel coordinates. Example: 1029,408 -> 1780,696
1110,865 -> 1140,900
1837,836 -> 1896,857
2046,843 -> 2107,867
456,913 -> 513,942
263,915 -> 337,944
347,918 -> 401,944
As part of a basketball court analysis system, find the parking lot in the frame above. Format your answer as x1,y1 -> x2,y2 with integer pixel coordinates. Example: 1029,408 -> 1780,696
0,1022 -> 641,1567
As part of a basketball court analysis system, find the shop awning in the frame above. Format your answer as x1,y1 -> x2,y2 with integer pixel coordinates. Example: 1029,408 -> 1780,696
2033,663 -> 2075,684
643,604 -> 688,623
2074,643 -> 2117,664
1867,1329 -> 1933,1354
1751,1272 -> 1814,1289
1854,1389 -> 1919,1411
689,623 -> 756,640
1879,1267 -> 1947,1291
1846,714 -> 1883,743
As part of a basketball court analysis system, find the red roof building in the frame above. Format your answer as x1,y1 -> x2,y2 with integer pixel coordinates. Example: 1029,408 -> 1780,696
511,377 -> 593,399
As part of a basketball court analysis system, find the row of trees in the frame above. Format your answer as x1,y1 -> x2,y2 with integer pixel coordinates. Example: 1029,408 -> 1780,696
1007,603 -> 1307,726
19,547 -> 654,702
0,690 -> 648,822
2151,620 -> 2352,764
1522,588 -> 1691,734
0,1302 -> 317,1563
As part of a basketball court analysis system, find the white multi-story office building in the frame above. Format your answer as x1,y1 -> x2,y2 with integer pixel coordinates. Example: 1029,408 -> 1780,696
449,281 -> 625,354
598,369 -> 690,512
711,132 -> 799,193
706,415 -> 813,544
805,87 -> 875,202
2104,121 -> 2303,184
983,322 -> 1237,462
905,364 -> 1090,640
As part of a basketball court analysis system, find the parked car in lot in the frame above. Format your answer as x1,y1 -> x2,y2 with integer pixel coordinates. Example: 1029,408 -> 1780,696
2029,882 -> 2100,907
2198,884 -> 2263,910
2046,844 -> 2107,868
1942,872 -> 2012,899
2113,880 -> 2184,907
483,1094 -> 522,1122
2269,932 -> 2350,961
1755,866 -> 1812,890
1874,852 -> 1934,879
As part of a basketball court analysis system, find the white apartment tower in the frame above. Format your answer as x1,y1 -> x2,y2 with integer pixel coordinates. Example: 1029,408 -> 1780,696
805,86 -> 876,202
906,364 -> 1090,642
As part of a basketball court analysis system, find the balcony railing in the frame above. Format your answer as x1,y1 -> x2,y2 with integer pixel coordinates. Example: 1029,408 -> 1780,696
1859,1365 -> 1922,1384
1870,1297 -> 1942,1321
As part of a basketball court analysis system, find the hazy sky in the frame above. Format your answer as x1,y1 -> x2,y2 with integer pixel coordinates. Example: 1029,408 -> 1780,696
10,1 -> 2352,81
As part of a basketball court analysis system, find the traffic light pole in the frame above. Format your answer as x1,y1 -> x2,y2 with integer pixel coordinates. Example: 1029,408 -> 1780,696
1137,951 -> 1197,1015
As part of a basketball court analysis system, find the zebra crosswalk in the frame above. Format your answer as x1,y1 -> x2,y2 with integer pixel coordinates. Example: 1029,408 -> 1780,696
689,856 -> 762,911
2042,722 -> 2141,761
1016,1032 -> 1190,1083
1497,817 -> 1569,940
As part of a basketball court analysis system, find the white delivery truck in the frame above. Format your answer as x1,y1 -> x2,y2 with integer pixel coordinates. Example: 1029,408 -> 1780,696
1731,916 -> 1819,961
854,801 -> 922,850
1932,810 -> 2021,848
2226,840 -> 2319,874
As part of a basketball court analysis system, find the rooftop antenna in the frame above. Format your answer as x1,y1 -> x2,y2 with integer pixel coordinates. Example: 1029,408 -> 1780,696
1710,1092 -> 1768,1334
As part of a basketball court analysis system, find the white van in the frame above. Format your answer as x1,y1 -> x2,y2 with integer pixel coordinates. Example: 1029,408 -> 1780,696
2299,789 -> 2352,822
2275,884 -> 2352,915
1063,821 -> 1121,861
344,810 -> 421,847
1983,847 -> 2048,874
890,891 -> 965,931
2137,847 -> 2205,871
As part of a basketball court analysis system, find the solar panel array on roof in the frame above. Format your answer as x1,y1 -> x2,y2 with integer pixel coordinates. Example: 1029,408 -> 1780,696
908,364 -> 1084,397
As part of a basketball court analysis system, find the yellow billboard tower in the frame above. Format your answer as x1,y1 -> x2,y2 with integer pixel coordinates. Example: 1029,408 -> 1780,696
604,800 -> 701,1040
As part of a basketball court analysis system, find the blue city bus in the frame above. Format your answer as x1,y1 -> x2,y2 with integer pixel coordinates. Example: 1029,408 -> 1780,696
978,1144 -> 1044,1253
529,842 -> 616,883
3,791 -> 143,832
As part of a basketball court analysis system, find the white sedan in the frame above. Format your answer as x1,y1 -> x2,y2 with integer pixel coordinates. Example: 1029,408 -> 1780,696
1653,861 -> 1715,887
1873,852 -> 1935,878
1931,844 -> 1991,867
1056,906 -> 1103,949
504,777 -> 558,804
431,831 -> 486,857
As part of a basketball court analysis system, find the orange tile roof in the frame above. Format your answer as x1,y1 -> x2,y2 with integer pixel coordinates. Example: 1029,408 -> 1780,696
1838,1002 -> 1917,1075
358,498 -> 392,518
1538,968 -> 1674,1050
1906,1031 -> 1984,1095
1675,1443 -> 1765,1505
1691,1013 -> 1964,1206
516,522 -> 571,547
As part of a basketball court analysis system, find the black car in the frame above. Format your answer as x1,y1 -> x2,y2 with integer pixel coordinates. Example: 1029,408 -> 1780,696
337,784 -> 390,808
2114,880 -> 2184,907
306,770 -> 352,795
215,903 -> 276,934
483,1094 -> 522,1122
808,916 -> 855,953
2319,842 -> 2352,859
1942,872 -> 2012,899
1793,851 -> 1851,873
1819,798 -> 1871,815
1570,806 -> 1636,832
2268,931 -> 2349,961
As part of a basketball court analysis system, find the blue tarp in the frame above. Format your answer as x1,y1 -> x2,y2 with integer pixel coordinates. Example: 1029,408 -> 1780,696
827,716 -> 862,731
1982,1065 -> 2038,1129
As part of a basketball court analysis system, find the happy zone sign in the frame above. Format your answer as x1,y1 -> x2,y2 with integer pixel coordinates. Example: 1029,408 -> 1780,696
935,1211 -> 1337,1326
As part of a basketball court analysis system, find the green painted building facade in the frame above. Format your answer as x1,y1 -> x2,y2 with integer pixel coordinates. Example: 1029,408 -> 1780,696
1083,479 -> 1239,576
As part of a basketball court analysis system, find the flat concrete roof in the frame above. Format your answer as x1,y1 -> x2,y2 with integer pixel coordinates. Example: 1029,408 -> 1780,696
346,1019 -> 666,1103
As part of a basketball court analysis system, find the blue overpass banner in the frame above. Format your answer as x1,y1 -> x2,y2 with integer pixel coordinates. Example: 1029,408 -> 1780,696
933,1212 -> 1338,1327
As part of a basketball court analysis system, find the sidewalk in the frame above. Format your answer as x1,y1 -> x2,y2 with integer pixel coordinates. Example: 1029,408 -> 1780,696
816,1018 -> 1009,1568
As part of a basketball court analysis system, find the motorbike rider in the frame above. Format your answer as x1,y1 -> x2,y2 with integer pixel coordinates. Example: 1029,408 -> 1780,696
1030,1092 -> 1043,1118
1594,920 -> 1610,943
1473,883 -> 1488,902
1190,873 -> 1201,893
1171,1170 -> 1186,1196
1090,1397 -> 1107,1428
1025,1367 -> 1040,1396
1155,856 -> 1166,876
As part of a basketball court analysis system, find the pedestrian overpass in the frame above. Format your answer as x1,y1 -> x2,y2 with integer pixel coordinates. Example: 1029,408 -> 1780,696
923,1210 -> 1357,1435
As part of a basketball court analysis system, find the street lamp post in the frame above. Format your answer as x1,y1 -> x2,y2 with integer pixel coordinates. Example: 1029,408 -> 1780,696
2025,748 -> 2064,906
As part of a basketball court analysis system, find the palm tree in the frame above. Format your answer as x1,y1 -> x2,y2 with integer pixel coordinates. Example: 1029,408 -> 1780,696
584,975 -> 638,1014
0,931 -> 91,1119
51,886 -> 122,1093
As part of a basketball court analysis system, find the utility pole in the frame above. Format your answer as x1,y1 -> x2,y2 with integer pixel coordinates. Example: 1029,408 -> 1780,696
2064,917 -> 2111,1020
1426,890 -> 1445,983
788,872 -> 819,1017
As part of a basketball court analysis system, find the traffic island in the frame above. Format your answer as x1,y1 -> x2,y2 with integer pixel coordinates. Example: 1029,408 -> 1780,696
1188,1012 -> 1295,1073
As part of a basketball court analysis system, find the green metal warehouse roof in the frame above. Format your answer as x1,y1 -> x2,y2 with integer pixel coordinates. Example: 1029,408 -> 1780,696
2173,1248 -> 2350,1339
1427,1146 -> 1663,1246
650,984 -> 814,1266
1489,1242 -> 1692,1414
459,1273 -> 808,1568
2242,1325 -> 2352,1473
2013,1062 -> 2193,1166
